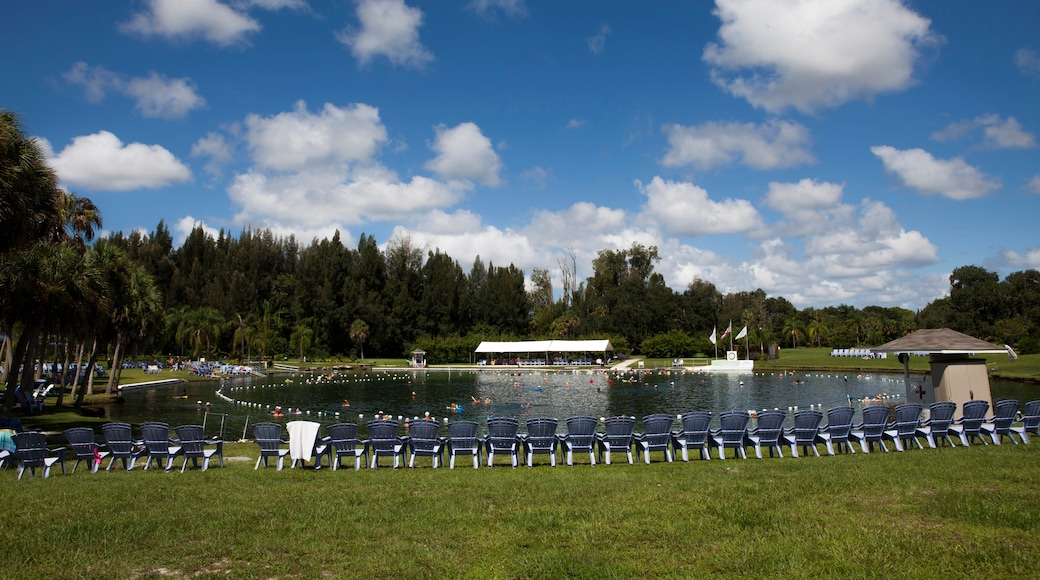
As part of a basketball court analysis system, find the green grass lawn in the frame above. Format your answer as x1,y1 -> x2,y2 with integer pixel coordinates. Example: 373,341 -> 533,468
2,441 -> 1038,579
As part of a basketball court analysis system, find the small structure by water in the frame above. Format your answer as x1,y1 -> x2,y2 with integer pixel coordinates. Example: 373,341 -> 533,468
872,328 -> 1008,416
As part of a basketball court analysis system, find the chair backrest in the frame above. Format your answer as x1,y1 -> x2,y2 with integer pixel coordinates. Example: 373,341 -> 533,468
13,431 -> 48,466
409,419 -> 441,450
564,416 -> 598,448
447,421 -> 479,447
679,412 -> 712,445
486,417 -> 519,451
926,402 -> 956,435
141,422 -> 173,453
174,425 -> 206,457
892,403 -> 922,436
960,400 -> 990,433
102,422 -> 135,456
718,411 -> 750,445
791,410 -> 823,444
525,418 -> 558,449
327,423 -> 360,452
367,420 -> 400,452
252,422 -> 284,453
640,414 -> 675,446
824,406 -> 855,441
63,427 -> 97,460
602,416 -> 635,446
859,405 -> 890,439
1023,400 -> 1040,430
753,410 -> 786,444
991,399 -> 1020,434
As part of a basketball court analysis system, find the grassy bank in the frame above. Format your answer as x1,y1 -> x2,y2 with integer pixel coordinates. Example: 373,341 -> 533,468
2,441 -> 1038,578
752,347 -> 1040,382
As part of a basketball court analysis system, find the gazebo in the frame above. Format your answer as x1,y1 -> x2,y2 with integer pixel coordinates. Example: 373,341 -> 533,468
410,350 -> 427,368
872,328 -> 1009,416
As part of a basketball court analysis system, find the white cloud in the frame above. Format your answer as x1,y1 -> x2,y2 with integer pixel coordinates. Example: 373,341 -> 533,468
425,122 -> 502,187
46,131 -> 192,191
703,0 -> 939,113
637,176 -> 762,236
337,0 -> 432,69
62,61 -> 119,102
191,132 -> 233,176
1029,175 -> 1040,194
468,0 -> 526,19
244,100 -> 388,171
1015,48 -> 1040,79
587,24 -> 611,55
124,73 -> 206,119
762,178 -> 854,236
173,215 -> 222,244
240,0 -> 308,10
520,165 -> 551,188
932,114 -> 1036,149
1003,248 -> 1040,268
871,145 -> 1001,200
661,119 -> 813,170
566,119 -> 586,129
63,62 -> 205,119
229,167 -> 463,228
121,0 -> 261,46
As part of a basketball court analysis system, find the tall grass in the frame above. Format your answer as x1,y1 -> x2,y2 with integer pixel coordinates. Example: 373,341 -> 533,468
2,442 -> 1038,578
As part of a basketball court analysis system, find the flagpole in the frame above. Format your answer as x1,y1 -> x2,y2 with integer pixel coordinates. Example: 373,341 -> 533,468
728,319 -> 733,352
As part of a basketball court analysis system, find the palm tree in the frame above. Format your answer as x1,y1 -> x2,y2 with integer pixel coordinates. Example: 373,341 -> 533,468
783,317 -> 804,349
290,323 -> 314,363
176,307 -> 225,360
350,319 -> 370,364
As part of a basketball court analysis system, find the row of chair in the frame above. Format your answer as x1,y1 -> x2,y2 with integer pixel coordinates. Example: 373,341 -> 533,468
249,399 -> 1038,470
1,422 -> 224,479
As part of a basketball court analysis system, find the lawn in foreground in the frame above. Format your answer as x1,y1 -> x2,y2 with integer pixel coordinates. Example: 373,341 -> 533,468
2,442 -> 1038,579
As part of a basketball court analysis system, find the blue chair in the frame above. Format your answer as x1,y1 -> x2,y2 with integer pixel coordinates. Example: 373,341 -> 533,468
64,427 -> 108,474
141,422 -> 183,471
326,423 -> 368,470
1018,400 -> 1039,442
102,422 -> 144,471
12,432 -> 66,479
785,410 -> 823,457
559,416 -> 598,466
915,402 -> 957,448
635,414 -> 674,463
407,419 -> 444,468
252,422 -> 289,470
744,409 -> 786,459
521,417 -> 558,467
982,399 -> 1023,445
446,421 -> 481,469
367,420 -> 405,469
883,403 -> 923,451
817,406 -> 856,455
174,424 -> 223,472
951,400 -> 990,446
597,416 -> 635,465
484,417 -> 520,468
672,411 -> 712,461
850,405 -> 891,453
713,411 -> 750,459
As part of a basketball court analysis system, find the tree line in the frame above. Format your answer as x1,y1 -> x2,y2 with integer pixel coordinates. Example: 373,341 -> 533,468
3,107 -> 1039,417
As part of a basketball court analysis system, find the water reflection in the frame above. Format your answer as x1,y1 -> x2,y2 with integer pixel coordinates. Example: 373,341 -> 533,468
107,368 -> 1036,434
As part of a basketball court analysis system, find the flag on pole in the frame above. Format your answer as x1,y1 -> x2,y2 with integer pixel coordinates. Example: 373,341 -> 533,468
709,326 -> 717,345
720,322 -> 732,340
735,325 -> 748,340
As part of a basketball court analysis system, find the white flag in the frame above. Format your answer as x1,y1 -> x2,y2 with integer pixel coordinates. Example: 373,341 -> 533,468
735,326 -> 748,340
709,326 -> 717,345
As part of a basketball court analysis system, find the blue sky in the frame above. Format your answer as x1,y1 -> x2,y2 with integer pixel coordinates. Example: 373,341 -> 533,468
3,0 -> 1039,310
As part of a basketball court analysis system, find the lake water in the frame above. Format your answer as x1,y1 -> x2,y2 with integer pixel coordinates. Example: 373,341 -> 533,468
105,367 -> 1039,439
